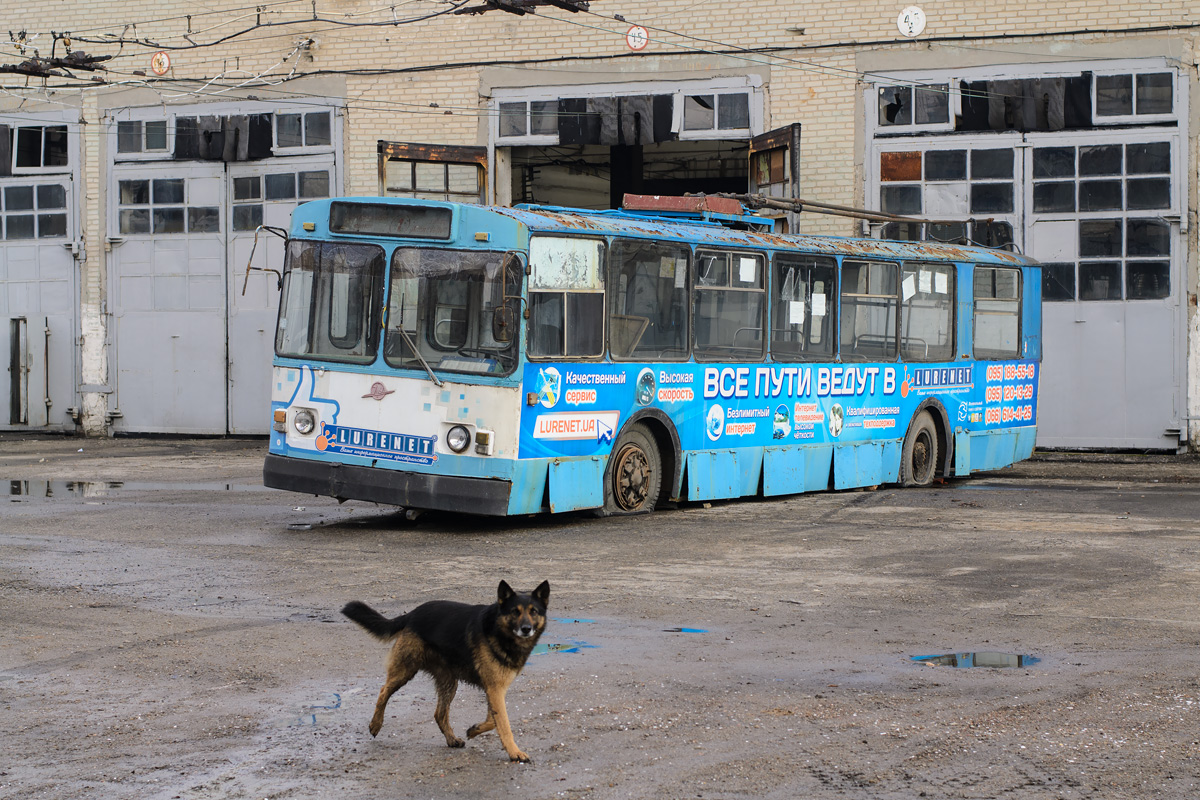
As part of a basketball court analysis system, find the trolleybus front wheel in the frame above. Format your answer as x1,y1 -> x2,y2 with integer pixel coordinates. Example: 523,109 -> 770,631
900,410 -> 939,487
598,423 -> 662,516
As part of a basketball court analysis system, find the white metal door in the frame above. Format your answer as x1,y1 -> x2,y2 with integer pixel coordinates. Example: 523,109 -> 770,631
109,163 -> 227,434
0,176 -> 77,430
226,157 -> 334,433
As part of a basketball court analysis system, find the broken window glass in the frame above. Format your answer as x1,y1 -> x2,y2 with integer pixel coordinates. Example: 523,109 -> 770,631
499,102 -> 526,137
683,95 -> 715,130
878,86 -> 912,125
1041,262 -> 1075,301
913,84 -> 949,124
1079,262 -> 1122,300
1126,261 -> 1169,299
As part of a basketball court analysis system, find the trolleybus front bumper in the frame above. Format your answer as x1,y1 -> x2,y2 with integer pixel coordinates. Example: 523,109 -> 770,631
263,454 -> 512,516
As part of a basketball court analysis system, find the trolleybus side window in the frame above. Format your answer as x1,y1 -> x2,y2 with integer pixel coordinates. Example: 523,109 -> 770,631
276,240 -> 385,364
384,247 -> 519,375
900,261 -> 956,362
527,236 -> 605,359
770,253 -> 836,361
973,265 -> 1021,359
840,259 -> 899,361
607,239 -> 690,361
693,249 -> 765,362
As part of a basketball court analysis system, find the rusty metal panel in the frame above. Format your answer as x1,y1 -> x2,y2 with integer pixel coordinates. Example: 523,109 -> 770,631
880,151 -> 922,182
622,194 -> 744,215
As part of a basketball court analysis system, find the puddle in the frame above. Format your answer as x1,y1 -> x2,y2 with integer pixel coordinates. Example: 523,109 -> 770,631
663,627 -> 708,633
7,479 -> 263,499
552,617 -> 596,624
911,652 -> 1040,668
532,639 -> 596,656
291,692 -> 343,727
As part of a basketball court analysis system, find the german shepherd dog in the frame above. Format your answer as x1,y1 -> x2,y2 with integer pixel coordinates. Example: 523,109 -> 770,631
341,580 -> 549,763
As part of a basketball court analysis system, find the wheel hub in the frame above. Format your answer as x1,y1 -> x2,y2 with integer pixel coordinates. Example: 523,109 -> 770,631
614,444 -> 652,511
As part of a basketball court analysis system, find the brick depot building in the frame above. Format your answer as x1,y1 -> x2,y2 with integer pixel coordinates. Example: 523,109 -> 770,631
1,1 -> 1197,450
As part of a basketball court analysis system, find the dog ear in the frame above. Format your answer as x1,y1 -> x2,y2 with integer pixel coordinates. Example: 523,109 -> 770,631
532,580 -> 550,606
497,580 -> 515,604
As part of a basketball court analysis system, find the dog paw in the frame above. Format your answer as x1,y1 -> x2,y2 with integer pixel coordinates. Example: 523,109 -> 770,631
368,721 -> 382,737
446,737 -> 465,748
509,750 -> 531,764
466,725 -> 482,739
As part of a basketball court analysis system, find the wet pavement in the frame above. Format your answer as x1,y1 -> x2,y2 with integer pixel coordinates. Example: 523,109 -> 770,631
3,434 -> 1200,799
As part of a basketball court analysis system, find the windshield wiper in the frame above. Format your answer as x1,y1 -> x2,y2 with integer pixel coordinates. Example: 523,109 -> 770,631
393,294 -> 443,387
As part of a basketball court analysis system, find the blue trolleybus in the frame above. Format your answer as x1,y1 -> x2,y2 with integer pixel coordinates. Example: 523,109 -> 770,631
262,195 -> 1040,516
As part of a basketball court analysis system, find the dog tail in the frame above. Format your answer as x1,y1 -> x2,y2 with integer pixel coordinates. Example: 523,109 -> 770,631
341,601 -> 408,641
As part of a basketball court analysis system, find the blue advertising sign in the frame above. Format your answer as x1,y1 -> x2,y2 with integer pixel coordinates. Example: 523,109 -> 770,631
519,360 -> 1038,459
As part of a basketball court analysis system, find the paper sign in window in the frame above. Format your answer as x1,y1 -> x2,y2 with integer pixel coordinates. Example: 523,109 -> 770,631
902,274 -> 917,301
811,293 -> 827,317
934,272 -> 949,294
738,257 -> 756,284
788,300 -> 805,325
919,270 -> 932,294
674,258 -> 687,289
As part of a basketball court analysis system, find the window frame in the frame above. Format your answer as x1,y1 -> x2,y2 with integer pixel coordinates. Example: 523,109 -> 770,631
525,235 -> 608,362
839,259 -> 901,362
972,265 -> 1022,360
769,252 -> 838,362
692,247 -> 767,363
1090,70 -> 1176,125
899,261 -> 957,362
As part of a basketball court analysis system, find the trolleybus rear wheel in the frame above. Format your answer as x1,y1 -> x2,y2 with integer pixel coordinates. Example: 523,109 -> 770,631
901,411 -> 938,487
599,423 -> 661,515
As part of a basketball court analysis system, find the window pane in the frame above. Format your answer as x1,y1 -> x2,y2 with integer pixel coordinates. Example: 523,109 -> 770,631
924,150 -> 965,181
145,120 -> 168,150
1126,261 -> 1170,299
1096,74 -> 1133,116
880,151 -> 922,182
914,84 -> 949,124
1079,262 -> 1122,300
1079,219 -> 1122,257
188,206 -> 220,233
153,179 -> 185,204
530,100 -> 558,135
43,127 -> 68,166
608,239 -> 689,360
117,120 -> 142,153
276,114 -> 302,147
37,213 -> 67,238
233,204 -> 263,232
771,254 -> 836,361
684,95 -> 715,130
1126,178 -> 1170,210
264,173 -> 296,200
970,183 -> 1013,213
5,186 -> 33,210
971,149 -> 1013,179
37,184 -> 66,209
566,292 -> 605,356
14,128 -> 41,168
1126,219 -> 1170,257
153,207 -> 185,234
900,263 -> 954,361
1127,142 -> 1170,174
305,112 -> 331,146
881,185 -> 920,215
1041,262 -> 1075,301
119,208 -> 150,234
298,170 -> 330,199
1078,180 -> 1122,211
971,221 -> 1013,249
882,221 -> 923,241
414,162 -> 446,193
1033,182 -> 1075,213
1079,145 -> 1122,176
972,267 -> 1020,359
446,164 -> 480,198
694,290 -> 763,360
717,93 -> 750,129
499,102 -> 527,137
119,180 -> 149,205
233,176 -> 261,201
6,214 -> 34,239
385,160 -> 413,192
878,86 -> 912,125
928,221 -> 966,244
528,292 -> 564,357
1136,73 -> 1172,115
840,260 -> 898,361
1033,147 -> 1074,178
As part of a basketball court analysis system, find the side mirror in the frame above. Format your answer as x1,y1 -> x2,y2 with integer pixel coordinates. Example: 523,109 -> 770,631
492,305 -> 515,343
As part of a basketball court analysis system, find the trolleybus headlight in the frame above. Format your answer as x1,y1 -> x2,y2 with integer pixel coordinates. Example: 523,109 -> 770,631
446,425 -> 471,453
293,408 -> 317,435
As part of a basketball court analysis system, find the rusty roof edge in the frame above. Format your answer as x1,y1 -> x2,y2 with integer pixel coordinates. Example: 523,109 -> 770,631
489,205 -> 1035,265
